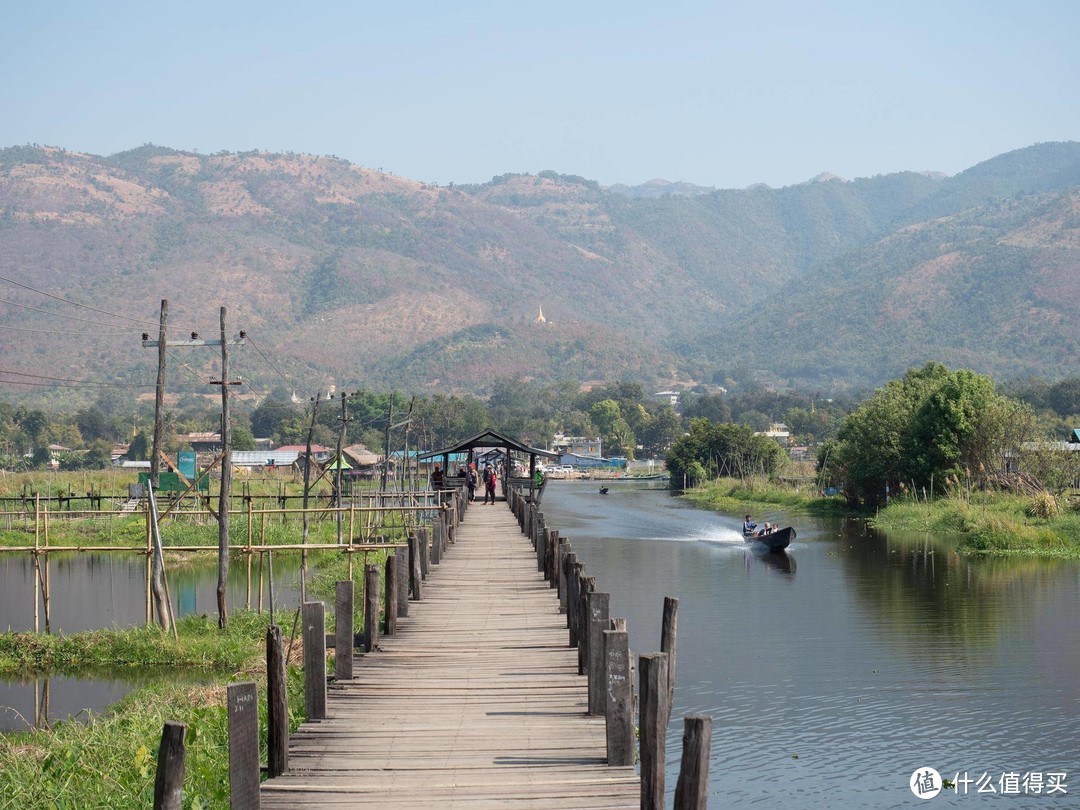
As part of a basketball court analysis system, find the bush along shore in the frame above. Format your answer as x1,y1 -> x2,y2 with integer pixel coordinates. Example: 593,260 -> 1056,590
681,478 -> 1080,558
0,548 -> 384,809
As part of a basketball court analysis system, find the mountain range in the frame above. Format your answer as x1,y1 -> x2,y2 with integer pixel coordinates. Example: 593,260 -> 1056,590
1,141 -> 1079,402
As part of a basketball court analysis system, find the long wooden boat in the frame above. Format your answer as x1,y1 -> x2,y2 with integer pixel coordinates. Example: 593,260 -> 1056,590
743,526 -> 795,552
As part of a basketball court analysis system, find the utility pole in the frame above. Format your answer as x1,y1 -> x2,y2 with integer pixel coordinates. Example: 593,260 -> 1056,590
210,307 -> 242,629
150,299 -> 167,489
381,393 -> 394,493
335,392 -> 351,545
301,392 -> 321,602
143,307 -> 245,631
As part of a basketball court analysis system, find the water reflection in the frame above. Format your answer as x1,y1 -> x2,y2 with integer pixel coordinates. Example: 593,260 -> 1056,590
0,670 -> 213,732
0,552 -> 305,633
541,480 -> 1080,809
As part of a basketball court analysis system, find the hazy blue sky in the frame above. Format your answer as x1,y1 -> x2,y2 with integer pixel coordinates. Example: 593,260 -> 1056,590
2,1 -> 1077,189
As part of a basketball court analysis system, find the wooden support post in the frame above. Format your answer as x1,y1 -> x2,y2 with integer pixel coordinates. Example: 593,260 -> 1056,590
661,596 -> 679,717
557,539 -> 569,604
395,549 -> 409,617
674,715 -> 713,810
152,721 -> 186,810
431,515 -> 443,565
524,504 -> 532,543
545,530 -> 558,585
562,550 -> 576,618
535,516 -> 545,571
639,653 -> 670,810
266,625 -> 288,778
587,591 -> 610,715
603,629 -> 633,767
335,581 -> 354,680
364,564 -> 380,653
578,575 -> 595,676
567,560 -> 583,643
227,681 -> 260,810
302,602 -> 327,721
384,554 -> 398,635
419,526 -> 430,578
409,534 -> 422,600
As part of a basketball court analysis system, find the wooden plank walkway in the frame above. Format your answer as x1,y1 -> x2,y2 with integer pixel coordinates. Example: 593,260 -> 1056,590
261,500 -> 640,808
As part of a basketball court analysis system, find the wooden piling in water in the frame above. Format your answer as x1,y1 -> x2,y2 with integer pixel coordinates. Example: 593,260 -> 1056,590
673,715 -> 712,810
662,596 -> 679,717
152,721 -> 186,810
639,652 -> 670,810
603,628 -> 633,767
587,591 -> 610,715
567,560 -> 583,644
302,603 -> 326,721
578,575 -> 595,676
335,582 -> 354,680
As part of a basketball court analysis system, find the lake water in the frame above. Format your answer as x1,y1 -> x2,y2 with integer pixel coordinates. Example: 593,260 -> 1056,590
542,480 -> 1080,808
0,553 -> 304,732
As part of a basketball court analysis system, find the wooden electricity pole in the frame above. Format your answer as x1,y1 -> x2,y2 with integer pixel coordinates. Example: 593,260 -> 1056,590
210,307 -> 242,629
143,303 -> 245,631
335,392 -> 351,545
301,392 -> 322,602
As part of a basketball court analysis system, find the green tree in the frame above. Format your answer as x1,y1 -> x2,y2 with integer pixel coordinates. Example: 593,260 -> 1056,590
127,431 -> 150,461
232,425 -> 256,451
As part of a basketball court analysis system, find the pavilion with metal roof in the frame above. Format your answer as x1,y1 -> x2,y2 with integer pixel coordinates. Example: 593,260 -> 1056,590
420,429 -> 558,502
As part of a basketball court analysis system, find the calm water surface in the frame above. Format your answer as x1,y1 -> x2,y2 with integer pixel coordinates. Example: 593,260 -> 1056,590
542,480 -> 1080,808
0,553 -> 303,732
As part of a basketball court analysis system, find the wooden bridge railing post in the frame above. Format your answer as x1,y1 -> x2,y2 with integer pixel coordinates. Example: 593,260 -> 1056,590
227,681 -> 260,810
567,560 -> 582,643
335,581 -> 354,681
674,715 -> 712,810
561,550 -> 576,617
587,591 -> 610,715
639,653 -> 670,810
557,539 -> 570,606
152,721 -> 186,810
395,549 -> 409,617
266,625 -> 288,778
364,563 -> 380,652
545,530 -> 558,586
603,628 -> 633,766
431,515 -> 443,565
661,596 -> 679,719
303,602 -> 327,721
540,527 -> 551,574
409,533 -> 423,601
419,526 -> 430,577
535,513 -> 546,571
577,575 -> 595,675
384,554 -> 398,636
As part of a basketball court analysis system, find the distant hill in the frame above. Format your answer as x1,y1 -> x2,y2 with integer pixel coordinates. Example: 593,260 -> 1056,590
1,141 -> 1079,401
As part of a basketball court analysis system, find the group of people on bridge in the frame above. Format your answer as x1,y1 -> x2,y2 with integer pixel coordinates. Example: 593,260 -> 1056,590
430,462 -> 499,504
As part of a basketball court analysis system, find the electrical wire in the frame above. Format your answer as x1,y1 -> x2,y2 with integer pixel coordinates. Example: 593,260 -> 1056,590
0,369 -> 155,387
245,335 -> 299,392
0,323 -> 135,336
0,296 -> 143,329
0,273 -> 159,326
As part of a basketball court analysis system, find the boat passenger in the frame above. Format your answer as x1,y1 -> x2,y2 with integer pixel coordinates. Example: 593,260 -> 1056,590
743,515 -> 757,536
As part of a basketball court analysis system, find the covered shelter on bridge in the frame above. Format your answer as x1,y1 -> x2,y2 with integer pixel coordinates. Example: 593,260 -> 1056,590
420,429 -> 559,503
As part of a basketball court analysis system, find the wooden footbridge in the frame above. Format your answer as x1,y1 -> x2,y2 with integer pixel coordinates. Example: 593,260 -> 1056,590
260,496 -> 641,808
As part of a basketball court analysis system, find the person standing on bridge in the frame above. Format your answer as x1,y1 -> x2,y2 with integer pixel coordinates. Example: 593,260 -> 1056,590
483,465 -> 497,504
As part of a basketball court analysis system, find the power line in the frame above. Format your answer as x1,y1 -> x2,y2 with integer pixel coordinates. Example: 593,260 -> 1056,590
0,296 -> 141,329
0,369 -> 155,388
0,323 -> 134,337
0,273 -> 159,326
246,335 -> 298,391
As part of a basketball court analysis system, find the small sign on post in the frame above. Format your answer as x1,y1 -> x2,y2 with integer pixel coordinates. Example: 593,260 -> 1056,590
227,682 -> 260,810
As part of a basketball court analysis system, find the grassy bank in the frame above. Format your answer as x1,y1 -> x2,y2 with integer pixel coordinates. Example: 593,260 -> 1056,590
0,543 -> 387,808
681,477 -> 853,518
0,610 -> 306,809
870,495 -> 1080,557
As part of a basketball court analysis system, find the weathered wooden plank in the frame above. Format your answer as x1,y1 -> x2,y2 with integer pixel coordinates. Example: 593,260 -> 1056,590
261,503 -> 639,808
